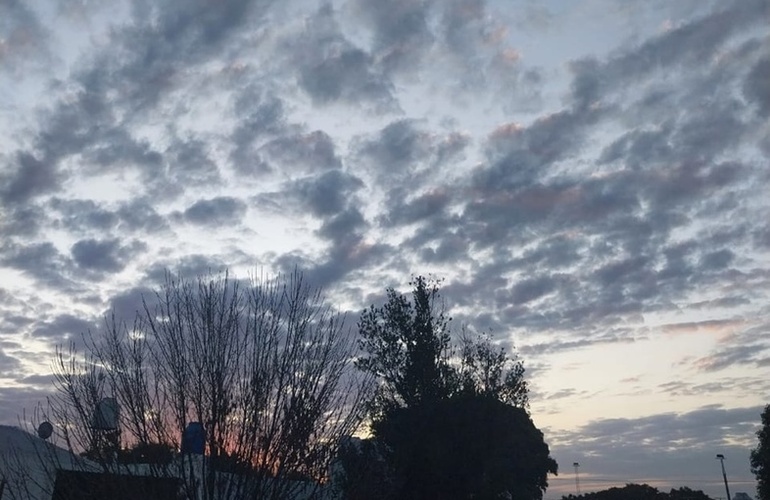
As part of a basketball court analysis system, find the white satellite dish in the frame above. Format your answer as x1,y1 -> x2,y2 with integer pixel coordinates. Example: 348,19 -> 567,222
37,421 -> 53,440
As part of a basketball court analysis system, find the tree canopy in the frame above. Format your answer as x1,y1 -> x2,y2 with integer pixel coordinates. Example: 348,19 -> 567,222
346,276 -> 556,500
751,404 -> 770,500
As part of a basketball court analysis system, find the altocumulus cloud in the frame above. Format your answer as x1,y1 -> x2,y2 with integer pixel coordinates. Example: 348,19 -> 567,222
0,0 -> 768,494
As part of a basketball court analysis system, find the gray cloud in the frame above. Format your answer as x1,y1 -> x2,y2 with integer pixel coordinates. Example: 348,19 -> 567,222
178,197 -> 248,227
31,313 -> 97,341
260,131 -> 342,173
0,349 -> 21,377
743,56 -> 770,117
144,255 -> 230,285
0,0 -> 51,73
0,152 -> 61,205
1,242 -> 71,288
289,4 -> 397,110
292,169 -> 364,217
354,0 -> 434,74
71,238 -> 146,273
547,405 -> 762,495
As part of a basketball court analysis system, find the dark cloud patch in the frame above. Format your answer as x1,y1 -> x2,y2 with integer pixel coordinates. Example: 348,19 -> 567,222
0,152 -> 61,205
515,235 -> 583,270
260,131 -> 342,173
569,0 -> 768,105
474,109 -> 602,193
690,296 -> 750,310
0,241 -> 71,288
699,248 -> 734,271
18,373 -> 54,388
178,197 -> 248,227
0,349 -> 21,377
659,377 -> 770,398
361,119 -> 430,172
71,238 -> 145,273
114,199 -> 169,234
290,169 -> 364,217
89,0 -> 271,116
166,137 -> 222,187
420,233 -> 469,264
0,313 -> 34,337
105,285 -> 156,324
354,0 -> 434,73
567,405 -> 760,449
743,55 -> 770,117
31,313 -> 97,341
0,0 -> 51,73
318,207 -> 368,245
0,386 -> 54,424
644,161 -> 744,210
49,198 -> 169,235
381,188 -> 451,227
598,123 -> 675,168
230,90 -> 287,174
289,4 -> 396,110
276,239 -> 392,291
594,256 -> 650,288
510,275 -> 561,305
354,121 -> 469,192
50,198 -> 116,232
520,334 -> 634,357
547,405 -> 762,494
439,0 -> 486,59
274,204 -> 386,289
694,324 -> 770,372
144,254 -> 229,285
84,129 -> 164,176
0,204 -> 48,238
300,47 -> 393,107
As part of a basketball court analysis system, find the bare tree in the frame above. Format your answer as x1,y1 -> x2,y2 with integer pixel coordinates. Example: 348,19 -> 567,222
4,270 -> 370,500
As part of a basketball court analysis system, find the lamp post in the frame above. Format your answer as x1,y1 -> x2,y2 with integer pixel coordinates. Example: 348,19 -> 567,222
716,454 -> 731,500
573,462 -> 581,495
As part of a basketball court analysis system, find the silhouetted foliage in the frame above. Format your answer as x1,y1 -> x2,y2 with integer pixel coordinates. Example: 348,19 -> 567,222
334,437 -> 397,500
561,484 -> 715,500
349,276 -> 556,500
374,394 -> 556,500
356,276 -> 529,414
458,331 -> 529,408
668,487 -> 715,500
751,404 -> 770,500
356,276 -> 455,415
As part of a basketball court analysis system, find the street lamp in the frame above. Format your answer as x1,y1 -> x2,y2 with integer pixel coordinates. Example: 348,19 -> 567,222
716,454 -> 731,500
573,462 -> 581,495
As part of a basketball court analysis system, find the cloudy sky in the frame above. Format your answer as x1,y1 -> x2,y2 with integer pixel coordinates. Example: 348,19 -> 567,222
1,0 -> 769,496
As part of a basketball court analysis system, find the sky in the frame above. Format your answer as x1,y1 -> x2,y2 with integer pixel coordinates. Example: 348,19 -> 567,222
1,0 -> 769,497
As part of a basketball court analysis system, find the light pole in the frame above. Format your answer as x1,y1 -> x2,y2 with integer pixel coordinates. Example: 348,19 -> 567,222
716,454 -> 731,500
573,462 -> 581,495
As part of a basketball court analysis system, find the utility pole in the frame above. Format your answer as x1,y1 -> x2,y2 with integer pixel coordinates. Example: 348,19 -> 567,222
573,462 -> 581,495
716,454 -> 731,500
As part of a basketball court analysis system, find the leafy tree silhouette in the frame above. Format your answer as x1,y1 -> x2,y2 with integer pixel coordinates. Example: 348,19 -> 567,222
751,404 -> 770,500
343,276 -> 557,500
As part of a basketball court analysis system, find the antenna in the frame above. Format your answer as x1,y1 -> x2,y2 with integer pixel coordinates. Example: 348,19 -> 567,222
37,421 -> 54,440
573,462 -> 581,495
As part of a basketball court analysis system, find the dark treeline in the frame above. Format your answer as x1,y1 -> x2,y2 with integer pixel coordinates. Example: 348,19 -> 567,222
561,484 -> 715,500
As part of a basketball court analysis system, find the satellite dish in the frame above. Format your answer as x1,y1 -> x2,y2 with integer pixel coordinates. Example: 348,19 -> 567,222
37,421 -> 53,440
